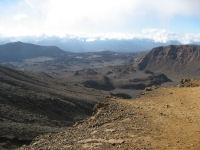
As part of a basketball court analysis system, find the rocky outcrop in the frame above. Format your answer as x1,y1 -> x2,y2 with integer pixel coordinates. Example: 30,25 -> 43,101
135,45 -> 200,77
178,78 -> 200,87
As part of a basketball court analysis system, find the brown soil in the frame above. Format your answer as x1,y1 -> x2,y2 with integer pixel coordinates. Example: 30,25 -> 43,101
19,85 -> 200,150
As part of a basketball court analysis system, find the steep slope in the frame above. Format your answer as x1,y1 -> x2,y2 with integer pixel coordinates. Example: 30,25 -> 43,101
0,65 -> 101,149
0,42 -> 66,62
135,45 -> 200,78
19,81 -> 200,150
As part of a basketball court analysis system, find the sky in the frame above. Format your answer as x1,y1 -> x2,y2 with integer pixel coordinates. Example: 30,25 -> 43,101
0,0 -> 200,43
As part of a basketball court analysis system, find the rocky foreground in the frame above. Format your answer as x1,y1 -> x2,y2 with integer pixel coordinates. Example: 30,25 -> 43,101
19,80 -> 200,150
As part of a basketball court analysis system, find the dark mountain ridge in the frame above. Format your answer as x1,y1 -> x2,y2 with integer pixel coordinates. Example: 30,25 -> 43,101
135,45 -> 200,79
0,42 -> 66,62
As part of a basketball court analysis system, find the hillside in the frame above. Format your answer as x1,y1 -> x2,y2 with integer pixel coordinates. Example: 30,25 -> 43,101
135,45 -> 200,79
0,64 -> 172,149
19,80 -> 200,150
0,65 -> 104,149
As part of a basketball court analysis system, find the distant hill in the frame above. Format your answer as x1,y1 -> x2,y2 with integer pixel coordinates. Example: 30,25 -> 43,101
135,45 -> 200,79
0,42 -> 66,62
0,42 -> 142,72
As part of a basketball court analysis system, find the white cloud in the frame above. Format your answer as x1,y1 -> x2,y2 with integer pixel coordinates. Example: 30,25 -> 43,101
13,14 -> 28,22
85,38 -> 96,42
135,0 -> 200,18
138,28 -> 200,44
67,29 -> 200,44
24,0 -> 34,9
41,0 -> 137,35
0,0 -> 200,43
139,29 -> 173,43
180,33 -> 200,44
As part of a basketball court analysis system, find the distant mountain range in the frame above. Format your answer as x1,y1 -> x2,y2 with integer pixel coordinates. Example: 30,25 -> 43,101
0,42 -> 142,72
33,38 -> 181,52
0,37 -> 183,52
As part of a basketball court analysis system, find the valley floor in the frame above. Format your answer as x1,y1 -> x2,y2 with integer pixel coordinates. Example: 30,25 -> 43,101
19,86 -> 200,150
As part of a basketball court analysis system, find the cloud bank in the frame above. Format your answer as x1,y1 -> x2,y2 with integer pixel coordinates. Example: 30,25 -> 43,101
0,0 -> 199,43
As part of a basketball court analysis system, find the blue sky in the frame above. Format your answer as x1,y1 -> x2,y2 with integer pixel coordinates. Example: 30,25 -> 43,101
0,0 -> 200,43
169,15 -> 200,33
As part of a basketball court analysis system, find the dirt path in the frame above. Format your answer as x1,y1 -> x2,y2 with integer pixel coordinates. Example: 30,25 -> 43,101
19,86 -> 200,150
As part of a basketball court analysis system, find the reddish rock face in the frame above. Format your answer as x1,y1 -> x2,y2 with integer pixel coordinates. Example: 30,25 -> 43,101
135,45 -> 200,77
